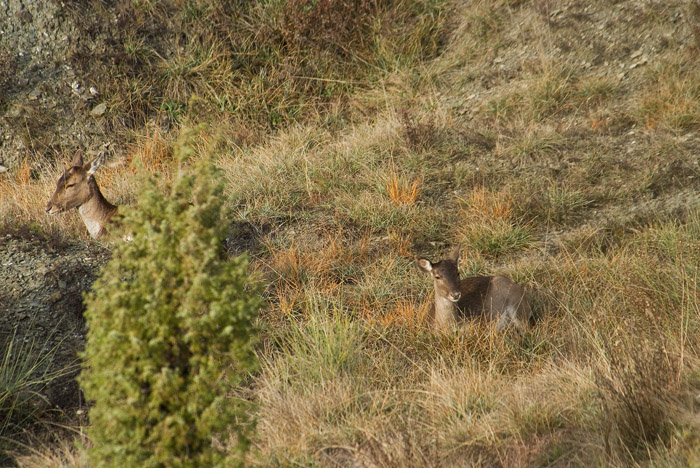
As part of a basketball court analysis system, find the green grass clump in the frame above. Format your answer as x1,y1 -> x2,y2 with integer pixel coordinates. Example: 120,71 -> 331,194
65,0 -> 450,136
0,330 -> 71,463
596,338 -> 680,453
271,294 -> 366,386
79,131 -> 260,467
636,57 -> 700,131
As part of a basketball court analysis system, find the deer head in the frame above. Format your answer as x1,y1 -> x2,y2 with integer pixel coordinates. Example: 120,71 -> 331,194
45,150 -> 106,214
416,246 -> 462,303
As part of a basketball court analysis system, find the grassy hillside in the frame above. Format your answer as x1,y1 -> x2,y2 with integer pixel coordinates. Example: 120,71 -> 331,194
6,0 -> 700,466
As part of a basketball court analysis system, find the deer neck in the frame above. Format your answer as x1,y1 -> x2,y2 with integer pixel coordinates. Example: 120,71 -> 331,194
77,177 -> 117,238
434,292 -> 459,330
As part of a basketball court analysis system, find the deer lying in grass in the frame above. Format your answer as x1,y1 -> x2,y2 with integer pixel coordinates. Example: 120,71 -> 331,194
417,247 -> 531,333
45,150 -> 118,239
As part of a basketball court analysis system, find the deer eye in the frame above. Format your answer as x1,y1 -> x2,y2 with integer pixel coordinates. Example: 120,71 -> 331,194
434,274 -> 441,280
66,183 -> 75,189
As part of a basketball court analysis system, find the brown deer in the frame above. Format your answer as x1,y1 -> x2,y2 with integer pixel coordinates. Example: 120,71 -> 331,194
417,247 -> 531,333
45,150 -> 118,239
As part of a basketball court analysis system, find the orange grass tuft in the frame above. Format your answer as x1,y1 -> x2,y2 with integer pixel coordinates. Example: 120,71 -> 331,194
465,186 -> 512,220
129,129 -> 173,175
357,295 -> 380,322
386,171 -> 421,206
96,158 -> 127,190
17,158 -> 32,184
276,285 -> 302,316
388,228 -> 412,257
589,112 -> 612,132
269,243 -> 306,289
379,298 -> 430,327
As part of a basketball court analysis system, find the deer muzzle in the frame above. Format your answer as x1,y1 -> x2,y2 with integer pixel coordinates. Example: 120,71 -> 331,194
45,200 -> 62,214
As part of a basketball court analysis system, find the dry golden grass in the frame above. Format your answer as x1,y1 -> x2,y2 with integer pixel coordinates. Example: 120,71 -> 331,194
387,228 -> 413,257
385,171 -> 422,206
11,436 -> 88,468
0,128 -> 180,240
464,186 -> 512,220
8,0 -> 700,467
244,219 -> 700,465
372,297 -> 430,328
637,56 -> 700,131
0,165 -> 86,239
127,128 -> 173,176
223,4 -> 700,463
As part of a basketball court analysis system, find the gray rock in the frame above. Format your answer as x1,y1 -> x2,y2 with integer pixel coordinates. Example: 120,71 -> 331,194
90,102 -> 107,117
17,10 -> 32,24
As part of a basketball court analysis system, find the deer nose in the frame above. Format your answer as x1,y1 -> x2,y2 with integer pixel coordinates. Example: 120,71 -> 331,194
45,201 -> 58,214
449,291 -> 461,302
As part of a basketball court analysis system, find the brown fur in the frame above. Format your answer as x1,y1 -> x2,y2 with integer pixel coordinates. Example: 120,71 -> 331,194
417,247 -> 531,332
45,150 -> 118,239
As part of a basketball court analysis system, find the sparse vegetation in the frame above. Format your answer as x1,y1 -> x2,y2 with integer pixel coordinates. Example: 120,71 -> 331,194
56,0 -> 450,138
3,0 -> 700,467
0,329 -> 75,465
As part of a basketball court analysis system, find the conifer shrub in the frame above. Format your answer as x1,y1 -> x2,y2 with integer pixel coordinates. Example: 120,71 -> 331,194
80,131 -> 260,468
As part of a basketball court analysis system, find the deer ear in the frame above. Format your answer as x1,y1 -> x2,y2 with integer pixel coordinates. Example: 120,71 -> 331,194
448,246 -> 461,263
71,150 -> 84,167
87,152 -> 106,175
416,258 -> 433,273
